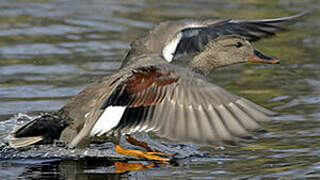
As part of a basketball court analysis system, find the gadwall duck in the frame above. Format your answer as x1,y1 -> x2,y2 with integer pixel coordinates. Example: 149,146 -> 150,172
10,35 -> 278,161
9,12 -> 304,160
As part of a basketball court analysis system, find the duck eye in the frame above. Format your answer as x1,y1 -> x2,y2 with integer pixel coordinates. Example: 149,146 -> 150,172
235,42 -> 242,48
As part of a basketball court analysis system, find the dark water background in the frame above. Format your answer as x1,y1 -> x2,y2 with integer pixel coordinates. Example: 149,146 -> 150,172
0,0 -> 319,179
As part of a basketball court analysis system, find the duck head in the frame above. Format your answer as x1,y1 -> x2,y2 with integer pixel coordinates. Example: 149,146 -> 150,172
190,35 -> 279,75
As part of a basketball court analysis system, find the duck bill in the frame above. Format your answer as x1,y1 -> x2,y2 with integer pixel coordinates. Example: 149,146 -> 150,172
248,49 -> 279,64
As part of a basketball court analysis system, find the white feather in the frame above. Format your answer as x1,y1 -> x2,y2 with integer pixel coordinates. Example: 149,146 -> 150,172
187,22 -> 205,28
90,106 -> 126,136
162,32 -> 182,62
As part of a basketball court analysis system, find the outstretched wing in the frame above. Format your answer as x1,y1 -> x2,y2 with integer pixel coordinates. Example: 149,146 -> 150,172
91,64 -> 276,145
173,12 -> 306,58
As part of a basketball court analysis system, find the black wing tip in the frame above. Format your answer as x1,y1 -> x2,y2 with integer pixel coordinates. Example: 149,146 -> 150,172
244,11 -> 310,23
240,135 -> 258,140
222,140 -> 239,146
291,10 -> 311,19
278,11 -> 310,21
253,128 -> 268,133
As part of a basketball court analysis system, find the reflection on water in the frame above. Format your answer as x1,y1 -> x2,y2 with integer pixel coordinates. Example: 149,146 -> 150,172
0,0 -> 319,179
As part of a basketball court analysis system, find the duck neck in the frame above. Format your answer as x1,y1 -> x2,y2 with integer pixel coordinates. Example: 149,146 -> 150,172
189,50 -> 220,76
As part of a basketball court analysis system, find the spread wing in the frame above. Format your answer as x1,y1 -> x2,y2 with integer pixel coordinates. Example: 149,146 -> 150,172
91,64 -> 276,145
174,12 -> 306,58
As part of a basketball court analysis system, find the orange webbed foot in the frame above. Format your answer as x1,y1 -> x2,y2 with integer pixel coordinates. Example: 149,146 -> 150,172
115,145 -> 173,161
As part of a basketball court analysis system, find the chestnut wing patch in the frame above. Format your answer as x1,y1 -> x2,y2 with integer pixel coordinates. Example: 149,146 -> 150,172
91,65 -> 180,137
101,66 -> 180,109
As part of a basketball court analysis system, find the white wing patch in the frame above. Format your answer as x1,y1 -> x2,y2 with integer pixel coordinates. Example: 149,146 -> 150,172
162,32 -> 182,62
90,106 -> 126,137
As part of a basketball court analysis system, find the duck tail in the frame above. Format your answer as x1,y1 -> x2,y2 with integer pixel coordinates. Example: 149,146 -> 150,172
8,111 -> 71,148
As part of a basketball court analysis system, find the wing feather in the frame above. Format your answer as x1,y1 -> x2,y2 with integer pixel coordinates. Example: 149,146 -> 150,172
236,99 -> 270,122
174,13 -> 306,58
208,105 -> 234,142
196,105 -> 218,144
216,105 -> 249,137
227,103 -> 261,130
99,64 -> 275,145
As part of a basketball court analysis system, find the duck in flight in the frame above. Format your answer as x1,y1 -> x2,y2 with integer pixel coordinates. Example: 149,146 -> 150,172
9,13 -> 304,161
10,36 -> 278,161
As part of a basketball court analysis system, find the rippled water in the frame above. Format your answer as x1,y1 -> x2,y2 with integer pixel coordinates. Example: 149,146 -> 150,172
0,0 -> 319,179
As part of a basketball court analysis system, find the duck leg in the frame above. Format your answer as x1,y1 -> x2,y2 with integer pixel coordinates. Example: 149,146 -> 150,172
115,144 -> 172,161
126,135 -> 175,156
126,135 -> 153,152
112,133 -> 174,161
